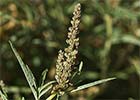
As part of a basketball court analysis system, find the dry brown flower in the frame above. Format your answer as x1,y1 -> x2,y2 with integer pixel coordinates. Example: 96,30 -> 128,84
52,3 -> 81,95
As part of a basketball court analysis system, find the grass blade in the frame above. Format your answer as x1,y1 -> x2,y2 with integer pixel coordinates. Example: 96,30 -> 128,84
71,77 -> 116,93
9,41 -> 38,100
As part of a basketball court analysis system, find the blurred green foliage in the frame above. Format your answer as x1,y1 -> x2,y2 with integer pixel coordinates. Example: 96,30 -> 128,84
0,0 -> 140,100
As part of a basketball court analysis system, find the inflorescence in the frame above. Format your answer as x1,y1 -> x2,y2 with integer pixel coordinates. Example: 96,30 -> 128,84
52,3 -> 81,95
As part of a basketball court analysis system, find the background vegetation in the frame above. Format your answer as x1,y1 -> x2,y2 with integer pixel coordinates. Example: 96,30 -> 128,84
0,0 -> 140,100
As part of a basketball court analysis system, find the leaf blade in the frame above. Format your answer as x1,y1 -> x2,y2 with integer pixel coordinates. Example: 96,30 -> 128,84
78,61 -> 83,74
0,91 -> 8,100
40,68 -> 48,87
71,77 -> 116,93
39,85 -> 53,98
9,41 -> 38,100
38,81 -> 56,93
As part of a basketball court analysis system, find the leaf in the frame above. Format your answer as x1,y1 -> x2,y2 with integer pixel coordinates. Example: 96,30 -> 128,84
120,35 -> 140,46
40,68 -> 48,87
71,61 -> 83,80
22,97 -> 25,100
112,34 -> 140,46
113,7 -> 139,20
26,65 -> 37,88
130,58 -> 140,76
78,61 -> 83,74
46,93 -> 57,100
56,94 -> 60,100
39,85 -> 53,98
38,81 -> 56,98
0,90 -> 8,100
71,77 -> 116,93
38,81 -> 56,93
9,41 -> 38,100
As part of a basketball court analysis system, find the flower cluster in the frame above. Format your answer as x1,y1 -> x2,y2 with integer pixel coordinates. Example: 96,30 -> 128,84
52,3 -> 81,95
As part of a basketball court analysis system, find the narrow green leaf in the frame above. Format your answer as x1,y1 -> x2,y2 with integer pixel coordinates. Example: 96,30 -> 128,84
71,77 -> 116,93
38,81 -> 56,93
22,97 -> 25,100
0,81 -> 8,100
39,85 -> 53,98
78,61 -> 83,74
56,94 -> 60,100
46,93 -> 57,100
113,7 -> 138,20
120,35 -> 140,46
26,65 -> 37,88
71,61 -> 84,81
38,81 -> 56,98
112,34 -> 140,46
130,58 -> 140,76
9,41 -> 38,100
0,91 -> 8,100
40,68 -> 48,87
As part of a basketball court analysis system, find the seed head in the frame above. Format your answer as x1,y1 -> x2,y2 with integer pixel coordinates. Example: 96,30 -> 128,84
52,3 -> 81,95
